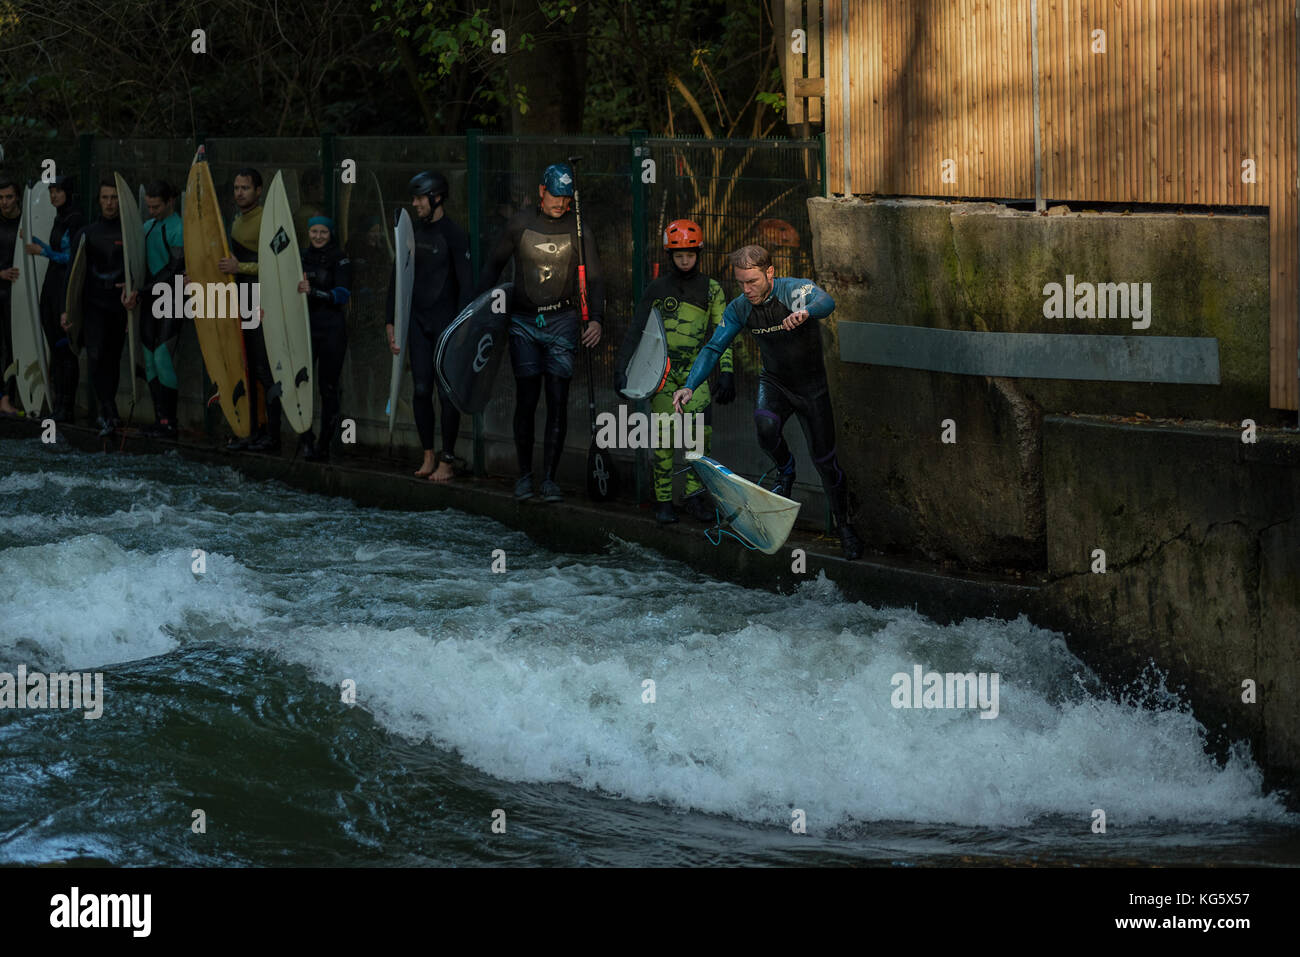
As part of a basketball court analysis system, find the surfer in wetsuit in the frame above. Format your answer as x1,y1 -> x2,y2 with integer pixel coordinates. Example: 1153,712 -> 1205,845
297,215 -> 350,462
122,181 -> 185,438
385,171 -> 471,481
60,178 -> 127,436
672,244 -> 864,560
617,218 -> 735,524
477,162 -> 604,503
26,175 -> 84,423
219,168 -> 279,452
0,179 -> 20,415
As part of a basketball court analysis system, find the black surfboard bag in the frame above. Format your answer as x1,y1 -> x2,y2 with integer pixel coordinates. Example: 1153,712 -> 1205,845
435,282 -> 514,415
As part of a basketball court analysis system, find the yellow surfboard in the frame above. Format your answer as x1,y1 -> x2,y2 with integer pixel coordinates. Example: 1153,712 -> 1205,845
183,147 -> 251,437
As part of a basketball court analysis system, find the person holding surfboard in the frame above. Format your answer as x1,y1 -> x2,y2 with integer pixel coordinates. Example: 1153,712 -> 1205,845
219,168 -> 281,453
130,181 -> 185,438
671,244 -> 864,560
297,215 -> 351,462
59,178 -> 128,437
617,218 -> 735,524
385,170 -> 471,481
476,162 -> 604,504
0,178 -> 20,416
26,175 -> 84,423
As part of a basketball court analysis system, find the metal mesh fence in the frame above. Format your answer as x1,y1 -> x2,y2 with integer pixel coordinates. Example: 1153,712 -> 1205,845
12,132 -> 825,512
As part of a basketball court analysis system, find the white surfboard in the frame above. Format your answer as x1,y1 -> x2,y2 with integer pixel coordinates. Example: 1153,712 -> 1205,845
257,170 -> 314,434
115,173 -> 145,405
10,185 -> 54,414
386,207 -> 415,436
621,305 -> 670,399
686,453 -> 802,554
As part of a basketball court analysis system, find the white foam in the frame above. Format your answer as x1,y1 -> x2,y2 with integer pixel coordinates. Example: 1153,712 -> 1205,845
0,534 -> 267,670
260,570 -> 1291,831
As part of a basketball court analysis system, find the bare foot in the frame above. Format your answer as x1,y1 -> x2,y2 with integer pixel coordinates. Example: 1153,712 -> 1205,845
414,452 -> 436,478
429,460 -> 455,483
0,398 -> 18,415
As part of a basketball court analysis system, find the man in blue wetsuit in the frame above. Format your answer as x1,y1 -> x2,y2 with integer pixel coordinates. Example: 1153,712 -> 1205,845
672,244 -> 864,559
477,162 -> 604,504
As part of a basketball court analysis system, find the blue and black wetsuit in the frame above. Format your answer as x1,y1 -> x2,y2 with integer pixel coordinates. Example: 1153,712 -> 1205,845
477,204 -> 604,483
386,211 -> 472,456
140,205 -> 184,430
0,202 -> 19,406
301,227 -> 351,455
31,191 -> 85,421
685,276 -> 854,527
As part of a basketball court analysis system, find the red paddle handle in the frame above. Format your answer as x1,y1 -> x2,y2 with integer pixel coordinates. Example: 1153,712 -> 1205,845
577,264 -> 590,323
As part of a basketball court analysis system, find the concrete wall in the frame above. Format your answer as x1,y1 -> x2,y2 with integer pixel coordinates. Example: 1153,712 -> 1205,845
1039,415 -> 1300,786
809,197 -> 1275,568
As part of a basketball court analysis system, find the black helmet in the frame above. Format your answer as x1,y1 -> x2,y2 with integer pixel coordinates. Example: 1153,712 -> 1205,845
409,170 -> 449,204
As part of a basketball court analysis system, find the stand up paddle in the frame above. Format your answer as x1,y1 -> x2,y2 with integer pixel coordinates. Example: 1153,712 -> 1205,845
569,156 -> 619,502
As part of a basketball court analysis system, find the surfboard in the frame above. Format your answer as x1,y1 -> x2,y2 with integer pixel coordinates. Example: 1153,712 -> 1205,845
63,234 -> 87,357
257,171 -> 313,434
435,282 -> 514,415
9,185 -> 52,414
620,305 -> 670,399
115,173 -> 145,405
686,453 -> 802,554
386,207 -> 415,435
183,147 -> 252,437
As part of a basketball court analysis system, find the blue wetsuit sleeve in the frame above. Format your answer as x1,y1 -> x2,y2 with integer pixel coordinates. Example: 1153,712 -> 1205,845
685,299 -> 744,391
37,236 -> 69,265
778,277 -> 835,319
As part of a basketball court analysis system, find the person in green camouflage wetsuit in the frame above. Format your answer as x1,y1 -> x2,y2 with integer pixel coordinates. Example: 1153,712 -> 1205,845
616,219 -> 736,524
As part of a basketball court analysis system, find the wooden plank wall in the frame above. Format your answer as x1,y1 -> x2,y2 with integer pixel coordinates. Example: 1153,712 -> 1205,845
824,0 -> 1298,410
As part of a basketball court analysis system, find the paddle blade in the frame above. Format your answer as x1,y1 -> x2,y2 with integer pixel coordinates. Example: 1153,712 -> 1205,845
586,441 -> 619,501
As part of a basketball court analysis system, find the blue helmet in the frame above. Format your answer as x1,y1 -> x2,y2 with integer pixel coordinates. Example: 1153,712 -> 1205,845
540,163 -> 574,197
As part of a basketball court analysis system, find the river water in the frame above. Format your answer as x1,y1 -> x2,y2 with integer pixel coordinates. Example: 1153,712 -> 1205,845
1,436 -> 1296,866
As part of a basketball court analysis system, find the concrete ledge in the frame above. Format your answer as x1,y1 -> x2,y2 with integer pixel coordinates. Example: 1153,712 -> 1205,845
0,416 -> 1042,630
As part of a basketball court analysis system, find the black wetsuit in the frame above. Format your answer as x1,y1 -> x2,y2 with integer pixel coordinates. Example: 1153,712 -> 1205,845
230,205 -> 278,445
477,205 -> 604,482
72,215 -> 127,423
0,207 -> 19,405
387,212 -> 472,455
685,277 -> 854,526
34,202 -> 85,420
302,238 -> 351,451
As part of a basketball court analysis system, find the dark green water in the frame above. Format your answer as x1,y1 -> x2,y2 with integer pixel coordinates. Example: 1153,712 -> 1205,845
1,436 -> 1297,866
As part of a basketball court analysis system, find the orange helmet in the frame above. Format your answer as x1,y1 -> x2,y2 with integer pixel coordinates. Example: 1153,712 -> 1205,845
663,219 -> 703,249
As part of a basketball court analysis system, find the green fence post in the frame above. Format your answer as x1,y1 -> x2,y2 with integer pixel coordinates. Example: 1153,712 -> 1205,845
321,130 -> 336,221
467,128 -> 486,477
77,133 -> 94,226
630,130 -> 649,505
194,132 -> 216,439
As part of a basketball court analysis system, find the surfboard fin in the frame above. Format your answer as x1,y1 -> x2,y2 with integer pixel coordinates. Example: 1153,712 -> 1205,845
231,380 -> 246,404
266,382 -> 283,401
294,367 -> 309,387
1,361 -> 14,380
